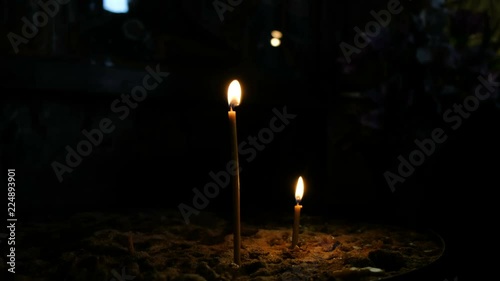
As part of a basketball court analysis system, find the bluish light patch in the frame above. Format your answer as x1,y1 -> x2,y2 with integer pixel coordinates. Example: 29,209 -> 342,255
103,0 -> 128,13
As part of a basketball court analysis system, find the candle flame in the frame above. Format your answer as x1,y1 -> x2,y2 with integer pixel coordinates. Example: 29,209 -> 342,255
295,176 -> 304,203
227,80 -> 241,109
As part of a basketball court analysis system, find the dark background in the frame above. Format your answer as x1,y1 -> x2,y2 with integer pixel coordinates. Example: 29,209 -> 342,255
2,0 -> 500,280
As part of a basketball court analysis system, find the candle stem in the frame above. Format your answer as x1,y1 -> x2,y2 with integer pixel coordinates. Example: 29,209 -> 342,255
229,110 -> 241,265
291,203 -> 301,248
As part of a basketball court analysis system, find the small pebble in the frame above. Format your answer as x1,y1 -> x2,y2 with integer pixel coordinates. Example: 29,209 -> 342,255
331,241 -> 341,251
196,261 -> 219,281
125,262 -> 140,277
368,267 -> 383,273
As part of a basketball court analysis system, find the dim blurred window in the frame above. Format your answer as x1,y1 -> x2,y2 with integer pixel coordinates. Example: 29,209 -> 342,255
103,0 -> 129,13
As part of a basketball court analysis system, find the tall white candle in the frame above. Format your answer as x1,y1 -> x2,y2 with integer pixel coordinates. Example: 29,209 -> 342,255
227,80 -> 242,265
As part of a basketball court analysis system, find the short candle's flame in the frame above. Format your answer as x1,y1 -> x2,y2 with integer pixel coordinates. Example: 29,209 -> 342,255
227,80 -> 241,109
295,176 -> 304,203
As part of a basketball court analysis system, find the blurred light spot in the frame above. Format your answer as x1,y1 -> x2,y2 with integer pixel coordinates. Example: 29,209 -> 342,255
271,30 -> 283,39
467,33 -> 483,48
416,47 -> 432,64
270,38 -> 281,47
431,0 -> 444,9
105,57 -> 114,67
103,0 -> 129,13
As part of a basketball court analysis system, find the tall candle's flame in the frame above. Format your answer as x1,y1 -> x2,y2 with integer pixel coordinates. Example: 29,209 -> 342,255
227,80 -> 241,109
295,176 -> 304,203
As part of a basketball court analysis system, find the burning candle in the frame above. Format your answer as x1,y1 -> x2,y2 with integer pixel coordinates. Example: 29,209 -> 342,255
227,79 -> 241,265
291,176 -> 304,248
